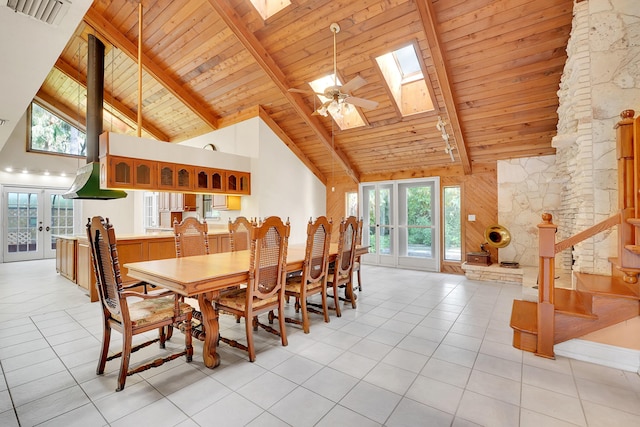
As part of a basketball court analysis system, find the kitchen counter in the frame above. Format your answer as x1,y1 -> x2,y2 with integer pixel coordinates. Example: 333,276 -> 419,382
57,229 -> 232,302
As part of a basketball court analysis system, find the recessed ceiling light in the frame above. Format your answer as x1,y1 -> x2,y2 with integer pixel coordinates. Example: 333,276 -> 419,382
22,169 -> 29,174
44,171 -> 50,176
5,167 -> 13,172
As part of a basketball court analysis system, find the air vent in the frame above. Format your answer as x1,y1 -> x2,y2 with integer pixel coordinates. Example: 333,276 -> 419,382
6,0 -> 70,25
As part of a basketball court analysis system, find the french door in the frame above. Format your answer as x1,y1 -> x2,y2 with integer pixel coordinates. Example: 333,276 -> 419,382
361,178 -> 439,271
2,187 -> 74,262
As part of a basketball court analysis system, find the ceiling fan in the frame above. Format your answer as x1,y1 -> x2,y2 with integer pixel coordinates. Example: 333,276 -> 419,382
289,22 -> 378,117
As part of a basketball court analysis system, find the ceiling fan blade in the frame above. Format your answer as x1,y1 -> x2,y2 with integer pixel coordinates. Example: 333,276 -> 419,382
346,96 -> 378,110
340,75 -> 367,93
288,88 -> 323,96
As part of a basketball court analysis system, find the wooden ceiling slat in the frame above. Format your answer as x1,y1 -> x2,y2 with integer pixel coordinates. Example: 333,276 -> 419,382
83,8 -> 218,132
40,0 -> 574,180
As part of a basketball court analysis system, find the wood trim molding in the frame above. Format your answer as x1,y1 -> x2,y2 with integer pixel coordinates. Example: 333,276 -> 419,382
416,0 -> 472,174
83,8 -> 219,132
208,0 -> 360,183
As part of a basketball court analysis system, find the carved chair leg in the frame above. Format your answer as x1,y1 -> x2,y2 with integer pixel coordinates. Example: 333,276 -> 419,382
246,316 -> 256,362
278,299 -> 288,347
159,327 -> 166,349
184,318 -> 193,362
97,318 -> 111,375
117,328 -> 133,392
300,297 -> 310,334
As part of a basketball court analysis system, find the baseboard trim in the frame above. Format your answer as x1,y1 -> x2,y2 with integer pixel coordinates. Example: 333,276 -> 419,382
554,339 -> 640,373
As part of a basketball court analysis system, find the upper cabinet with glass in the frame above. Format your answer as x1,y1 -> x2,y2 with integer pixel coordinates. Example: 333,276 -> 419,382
99,132 -> 251,195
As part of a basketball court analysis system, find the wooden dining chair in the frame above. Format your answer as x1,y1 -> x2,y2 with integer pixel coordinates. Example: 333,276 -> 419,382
228,216 -> 254,252
216,216 -> 290,362
87,216 -> 193,392
173,217 -> 211,339
353,217 -> 364,291
327,216 -> 359,317
174,216 -> 210,257
278,216 -> 332,333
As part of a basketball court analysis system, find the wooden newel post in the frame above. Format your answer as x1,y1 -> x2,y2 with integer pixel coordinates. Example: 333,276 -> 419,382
537,213 -> 557,358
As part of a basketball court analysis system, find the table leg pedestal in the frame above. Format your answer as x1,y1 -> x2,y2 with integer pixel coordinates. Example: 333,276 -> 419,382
198,292 -> 221,368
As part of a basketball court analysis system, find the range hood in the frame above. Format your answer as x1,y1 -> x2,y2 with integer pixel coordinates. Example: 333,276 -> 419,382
63,34 -> 127,200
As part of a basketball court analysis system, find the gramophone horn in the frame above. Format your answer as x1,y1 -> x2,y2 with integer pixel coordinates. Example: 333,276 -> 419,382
484,224 -> 511,248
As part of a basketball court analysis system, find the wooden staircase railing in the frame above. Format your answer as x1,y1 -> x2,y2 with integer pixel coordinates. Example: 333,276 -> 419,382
511,110 -> 640,358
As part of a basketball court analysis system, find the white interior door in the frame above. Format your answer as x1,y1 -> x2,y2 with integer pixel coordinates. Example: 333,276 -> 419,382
3,187 -> 73,262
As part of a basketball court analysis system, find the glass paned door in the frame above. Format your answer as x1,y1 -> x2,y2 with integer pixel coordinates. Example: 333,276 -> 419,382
361,183 -> 395,267
361,178 -> 440,271
3,187 -> 73,262
398,179 -> 439,271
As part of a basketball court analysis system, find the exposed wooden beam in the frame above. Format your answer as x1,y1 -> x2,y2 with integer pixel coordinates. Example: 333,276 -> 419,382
83,8 -> 219,132
54,58 -> 170,141
207,0 -> 360,183
416,0 -> 472,174
258,106 -> 327,184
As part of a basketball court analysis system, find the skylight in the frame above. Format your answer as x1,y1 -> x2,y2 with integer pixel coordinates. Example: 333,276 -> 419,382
393,45 -> 423,83
249,0 -> 290,20
309,74 -> 366,130
376,43 -> 435,116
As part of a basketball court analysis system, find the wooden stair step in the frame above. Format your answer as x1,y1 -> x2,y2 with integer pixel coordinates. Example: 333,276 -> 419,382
554,287 -> 597,318
574,272 -> 640,299
510,300 -> 537,353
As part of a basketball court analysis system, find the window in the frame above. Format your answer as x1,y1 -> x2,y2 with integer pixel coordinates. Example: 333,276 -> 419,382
249,0 -> 290,20
375,43 -> 435,116
346,192 -> 358,217
443,186 -> 461,261
29,102 -> 86,157
143,192 -> 159,228
309,74 -> 367,130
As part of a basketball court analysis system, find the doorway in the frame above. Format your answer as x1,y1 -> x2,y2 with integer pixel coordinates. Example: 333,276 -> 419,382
2,187 -> 74,262
360,178 -> 440,271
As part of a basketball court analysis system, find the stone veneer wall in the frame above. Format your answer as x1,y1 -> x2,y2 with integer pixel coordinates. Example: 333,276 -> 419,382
499,0 -> 640,275
497,155 -> 561,267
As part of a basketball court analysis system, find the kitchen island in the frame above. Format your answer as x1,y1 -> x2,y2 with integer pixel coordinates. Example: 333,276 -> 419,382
56,227 -> 231,302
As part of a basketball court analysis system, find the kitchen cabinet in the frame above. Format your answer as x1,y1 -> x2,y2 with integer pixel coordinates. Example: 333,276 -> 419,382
73,232 -> 232,302
101,153 -> 249,195
212,195 -> 241,210
226,171 -> 250,195
55,237 -> 76,282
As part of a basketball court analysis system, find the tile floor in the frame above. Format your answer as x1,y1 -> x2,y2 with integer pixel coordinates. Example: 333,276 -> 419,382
1,259 -> 640,426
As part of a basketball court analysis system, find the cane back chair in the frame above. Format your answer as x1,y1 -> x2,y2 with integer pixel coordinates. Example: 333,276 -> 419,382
327,216 -> 359,317
281,216 -> 332,333
216,216 -> 290,362
87,216 -> 193,392
228,216 -> 253,252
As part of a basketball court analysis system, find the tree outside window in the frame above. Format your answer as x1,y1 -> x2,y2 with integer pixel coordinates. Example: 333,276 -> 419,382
29,102 -> 86,157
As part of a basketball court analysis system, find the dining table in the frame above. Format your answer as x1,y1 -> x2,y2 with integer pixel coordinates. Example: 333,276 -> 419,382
124,243 -> 367,368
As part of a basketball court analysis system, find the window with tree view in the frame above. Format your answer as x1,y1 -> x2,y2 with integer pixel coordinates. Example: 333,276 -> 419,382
29,102 -> 86,157
443,186 -> 461,261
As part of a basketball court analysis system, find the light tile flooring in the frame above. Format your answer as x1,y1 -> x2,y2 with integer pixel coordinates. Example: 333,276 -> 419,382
1,260 -> 640,426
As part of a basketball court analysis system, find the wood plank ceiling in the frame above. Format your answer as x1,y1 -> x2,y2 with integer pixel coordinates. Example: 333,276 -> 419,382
37,0 -> 574,185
